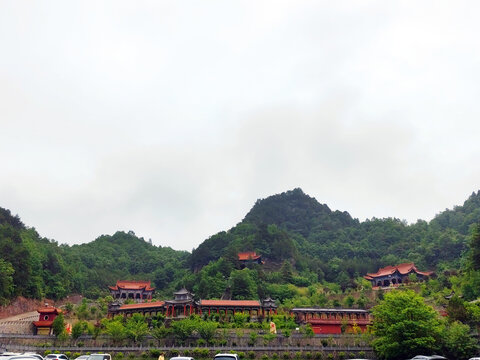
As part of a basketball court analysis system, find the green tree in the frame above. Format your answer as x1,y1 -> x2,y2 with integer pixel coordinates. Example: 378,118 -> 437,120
441,321 -> 478,360
280,261 -> 294,284
470,222 -> 480,270
52,313 -> 65,337
102,317 -> 127,344
197,321 -> 218,342
171,318 -> 196,341
0,259 -> 14,302
230,269 -> 257,300
371,290 -> 442,360
125,313 -> 149,343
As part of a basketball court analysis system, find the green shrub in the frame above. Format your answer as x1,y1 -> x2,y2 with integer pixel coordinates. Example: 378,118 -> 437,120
248,351 -> 255,359
197,339 -> 207,347
141,352 -> 149,359
304,352 -> 312,360
44,351 -> 52,356
238,352 -> 245,360
283,352 -> 291,360
169,350 -> 179,357
261,355 -> 269,360
294,352 -> 302,360
327,354 -> 334,360
65,353 -> 71,358
114,352 -> 124,360
127,353 -> 134,360
337,352 -> 345,360
314,352 -> 323,360
358,351 -> 366,358
271,353 -> 278,360
149,350 -> 160,358
73,353 -> 81,359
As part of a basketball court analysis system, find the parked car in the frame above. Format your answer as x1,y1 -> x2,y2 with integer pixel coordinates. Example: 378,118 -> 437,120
411,356 -> 447,360
45,354 -> 69,360
3,356 -> 43,360
87,355 -> 111,360
468,358 -> 480,360
213,355 -> 239,360
74,357 -> 89,360
169,357 -> 195,360
21,353 -> 43,360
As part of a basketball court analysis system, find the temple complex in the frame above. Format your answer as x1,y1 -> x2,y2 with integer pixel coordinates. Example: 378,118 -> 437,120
291,308 -> 371,334
108,280 -> 155,301
108,288 -> 277,319
32,304 -> 62,335
364,262 -> 433,288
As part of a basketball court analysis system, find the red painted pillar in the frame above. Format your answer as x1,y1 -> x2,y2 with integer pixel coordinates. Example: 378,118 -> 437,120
275,309 -> 277,315
208,308 -> 211,316
184,305 -> 186,316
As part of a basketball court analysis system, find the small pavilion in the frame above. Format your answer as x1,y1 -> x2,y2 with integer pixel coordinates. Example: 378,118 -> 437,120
33,305 -> 62,335
364,262 -> 434,288
164,288 -> 197,317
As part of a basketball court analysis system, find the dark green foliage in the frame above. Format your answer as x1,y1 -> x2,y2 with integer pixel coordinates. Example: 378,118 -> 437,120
372,290 -> 442,359
2,188 -> 480,305
469,222 -> 480,270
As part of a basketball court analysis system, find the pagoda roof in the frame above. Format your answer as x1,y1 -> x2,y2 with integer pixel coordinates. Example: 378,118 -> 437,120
33,320 -> 54,327
174,288 -> 191,295
365,262 -> 433,279
37,306 -> 62,314
109,280 -> 155,291
119,301 -> 165,310
238,251 -> 261,261
200,300 -> 261,307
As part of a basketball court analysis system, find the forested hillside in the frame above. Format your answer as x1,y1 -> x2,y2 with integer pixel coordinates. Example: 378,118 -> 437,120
0,209 -> 189,304
1,188 -> 480,306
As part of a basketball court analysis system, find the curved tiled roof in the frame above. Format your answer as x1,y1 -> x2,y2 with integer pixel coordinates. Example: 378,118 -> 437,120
33,320 -> 54,326
238,252 -> 261,261
365,262 -> 433,279
200,300 -> 261,307
109,280 -> 155,291
37,307 -> 61,314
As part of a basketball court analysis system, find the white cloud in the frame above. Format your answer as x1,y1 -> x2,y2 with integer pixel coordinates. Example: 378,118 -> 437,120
1,1 -> 479,250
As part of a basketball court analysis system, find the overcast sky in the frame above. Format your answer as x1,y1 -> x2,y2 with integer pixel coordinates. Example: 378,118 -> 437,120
1,1 -> 480,251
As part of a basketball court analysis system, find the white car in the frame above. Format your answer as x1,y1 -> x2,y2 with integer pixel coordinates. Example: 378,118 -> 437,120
213,355 -> 239,360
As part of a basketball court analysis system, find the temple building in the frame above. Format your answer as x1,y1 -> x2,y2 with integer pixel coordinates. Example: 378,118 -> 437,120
238,251 -> 263,267
291,308 -> 371,334
364,262 -> 434,288
33,304 -> 62,335
108,280 -> 155,301
108,288 -> 277,319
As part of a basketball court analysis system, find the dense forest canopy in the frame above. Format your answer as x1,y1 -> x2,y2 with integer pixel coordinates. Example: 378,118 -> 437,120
1,188 -> 480,305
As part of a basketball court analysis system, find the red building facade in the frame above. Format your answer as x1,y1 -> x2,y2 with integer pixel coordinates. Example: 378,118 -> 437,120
291,308 -> 371,334
32,305 -> 62,335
